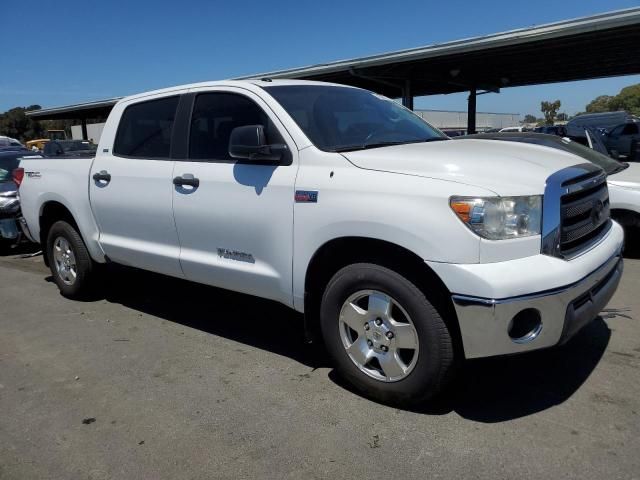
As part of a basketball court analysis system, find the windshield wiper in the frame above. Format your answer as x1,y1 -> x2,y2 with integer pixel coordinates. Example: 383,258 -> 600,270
331,137 -> 447,153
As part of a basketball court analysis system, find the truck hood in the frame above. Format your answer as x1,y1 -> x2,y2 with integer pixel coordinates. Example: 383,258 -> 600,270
341,139 -> 590,196
608,162 -> 640,190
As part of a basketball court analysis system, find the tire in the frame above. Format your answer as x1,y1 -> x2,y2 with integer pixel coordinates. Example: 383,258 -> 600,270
320,263 -> 455,407
46,220 -> 98,299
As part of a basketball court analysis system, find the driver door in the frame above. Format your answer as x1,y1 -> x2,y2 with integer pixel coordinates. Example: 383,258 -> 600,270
171,88 -> 299,305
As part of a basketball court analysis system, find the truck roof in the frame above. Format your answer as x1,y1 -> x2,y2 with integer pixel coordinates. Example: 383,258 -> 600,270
116,79 -> 358,105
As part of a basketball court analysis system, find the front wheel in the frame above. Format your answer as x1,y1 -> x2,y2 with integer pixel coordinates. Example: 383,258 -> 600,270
46,221 -> 99,299
320,263 -> 455,406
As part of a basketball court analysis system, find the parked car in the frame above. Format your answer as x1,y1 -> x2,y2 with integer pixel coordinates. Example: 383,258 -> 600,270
533,125 -> 567,136
602,122 -> 640,159
442,129 -> 466,137
18,80 -> 624,406
43,140 -> 97,157
0,149 -> 41,251
567,111 -> 640,159
456,132 -> 640,232
567,111 -> 638,133
0,136 -> 24,148
499,126 -> 531,132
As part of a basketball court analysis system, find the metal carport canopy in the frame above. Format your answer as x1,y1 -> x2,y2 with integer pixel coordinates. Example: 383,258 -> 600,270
26,98 -> 123,140
26,98 -> 123,121
26,7 -> 640,136
236,7 -> 640,99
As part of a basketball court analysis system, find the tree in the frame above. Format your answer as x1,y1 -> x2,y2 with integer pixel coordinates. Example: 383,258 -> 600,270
0,106 -> 44,142
523,114 -> 537,124
540,100 -> 561,125
583,84 -> 640,116
586,95 -> 615,113
612,84 -> 640,116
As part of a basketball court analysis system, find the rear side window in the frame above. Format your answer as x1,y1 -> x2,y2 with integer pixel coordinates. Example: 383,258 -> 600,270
189,93 -> 283,160
114,96 -> 179,158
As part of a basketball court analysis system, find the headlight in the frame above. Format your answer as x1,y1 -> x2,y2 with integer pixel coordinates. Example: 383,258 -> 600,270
450,195 -> 542,240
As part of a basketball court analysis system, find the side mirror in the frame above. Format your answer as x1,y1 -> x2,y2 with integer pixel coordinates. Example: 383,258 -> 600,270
229,125 -> 287,162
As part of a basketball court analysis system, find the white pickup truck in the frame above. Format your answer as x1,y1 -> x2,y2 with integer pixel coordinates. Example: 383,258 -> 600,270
18,80 -> 624,405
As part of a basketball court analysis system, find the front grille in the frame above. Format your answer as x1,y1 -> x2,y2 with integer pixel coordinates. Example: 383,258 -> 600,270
542,163 -> 612,259
559,171 -> 610,257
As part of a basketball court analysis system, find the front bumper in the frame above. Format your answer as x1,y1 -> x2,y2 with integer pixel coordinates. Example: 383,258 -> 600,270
451,254 -> 622,358
429,221 -> 625,359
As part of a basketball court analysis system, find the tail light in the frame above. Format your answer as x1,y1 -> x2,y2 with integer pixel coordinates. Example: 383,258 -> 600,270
13,167 -> 25,187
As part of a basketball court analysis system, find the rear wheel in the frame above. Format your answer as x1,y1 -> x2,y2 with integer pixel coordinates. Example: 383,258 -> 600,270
320,263 -> 455,406
46,221 -> 99,298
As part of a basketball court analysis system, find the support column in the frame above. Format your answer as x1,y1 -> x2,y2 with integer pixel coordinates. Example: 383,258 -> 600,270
467,88 -> 477,134
402,79 -> 414,110
81,118 -> 88,140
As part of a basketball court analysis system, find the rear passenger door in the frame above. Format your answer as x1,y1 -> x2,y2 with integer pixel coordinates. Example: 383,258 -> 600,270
171,87 -> 298,305
89,94 -> 185,277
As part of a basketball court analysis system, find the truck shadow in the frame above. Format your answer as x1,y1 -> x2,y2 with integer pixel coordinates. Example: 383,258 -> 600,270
445,317 -> 610,422
328,317 -> 611,422
96,265 -> 322,369
623,227 -> 640,259
91,264 -> 610,423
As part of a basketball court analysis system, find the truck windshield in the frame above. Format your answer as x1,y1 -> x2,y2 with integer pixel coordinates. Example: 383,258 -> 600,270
264,85 -> 447,152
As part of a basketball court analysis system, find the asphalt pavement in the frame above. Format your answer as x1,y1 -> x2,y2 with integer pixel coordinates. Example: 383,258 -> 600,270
1,246 -> 639,479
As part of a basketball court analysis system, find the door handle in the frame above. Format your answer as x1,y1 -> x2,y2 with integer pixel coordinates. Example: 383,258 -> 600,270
93,170 -> 111,183
173,174 -> 200,188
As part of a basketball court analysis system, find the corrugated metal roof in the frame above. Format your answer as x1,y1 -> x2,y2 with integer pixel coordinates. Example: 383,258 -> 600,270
26,97 -> 123,119
235,7 -> 640,81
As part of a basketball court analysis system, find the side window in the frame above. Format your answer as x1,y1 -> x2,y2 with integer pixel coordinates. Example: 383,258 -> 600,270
622,123 -> 639,135
189,93 -> 283,160
113,96 -> 179,158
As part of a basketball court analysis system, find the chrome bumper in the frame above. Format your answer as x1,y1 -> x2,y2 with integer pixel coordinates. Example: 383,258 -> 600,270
452,253 -> 623,359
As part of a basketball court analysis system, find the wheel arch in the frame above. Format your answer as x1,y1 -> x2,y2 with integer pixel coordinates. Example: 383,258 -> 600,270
303,236 -> 463,355
611,208 -> 640,228
39,201 -> 81,267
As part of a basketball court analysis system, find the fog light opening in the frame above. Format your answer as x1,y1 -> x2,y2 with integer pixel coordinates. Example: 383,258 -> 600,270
508,308 -> 542,344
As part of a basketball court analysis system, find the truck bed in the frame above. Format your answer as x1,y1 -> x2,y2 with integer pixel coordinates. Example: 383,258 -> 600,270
19,156 -> 106,262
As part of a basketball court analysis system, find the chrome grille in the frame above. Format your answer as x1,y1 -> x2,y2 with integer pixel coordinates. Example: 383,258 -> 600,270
559,173 -> 610,256
542,163 -> 612,259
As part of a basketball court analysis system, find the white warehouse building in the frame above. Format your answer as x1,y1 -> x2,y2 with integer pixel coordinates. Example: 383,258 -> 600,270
414,110 -> 520,132
72,110 -> 520,144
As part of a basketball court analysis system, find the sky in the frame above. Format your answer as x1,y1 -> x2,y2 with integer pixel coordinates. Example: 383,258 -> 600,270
2,0 -> 639,117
